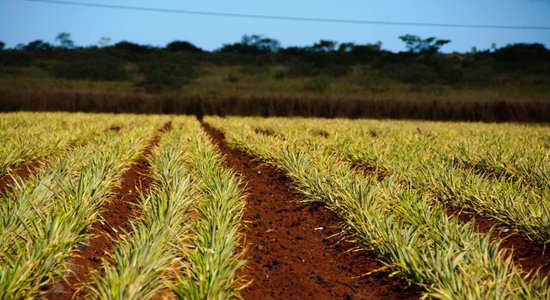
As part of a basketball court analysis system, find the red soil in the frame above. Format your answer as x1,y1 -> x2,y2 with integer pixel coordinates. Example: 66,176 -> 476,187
0,161 -> 43,194
202,123 -> 421,300
46,122 -> 172,299
106,126 -> 122,132
1,138 -> 91,195
447,206 -> 550,275
352,163 -> 550,276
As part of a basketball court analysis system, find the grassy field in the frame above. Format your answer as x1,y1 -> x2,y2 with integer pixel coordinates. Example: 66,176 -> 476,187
1,112 -> 549,299
2,63 -> 548,102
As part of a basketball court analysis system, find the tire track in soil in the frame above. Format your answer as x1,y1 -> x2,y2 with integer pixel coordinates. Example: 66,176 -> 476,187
45,121 -> 172,300
202,123 -> 420,300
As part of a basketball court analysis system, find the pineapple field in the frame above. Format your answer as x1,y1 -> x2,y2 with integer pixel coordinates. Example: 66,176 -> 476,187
0,112 -> 548,299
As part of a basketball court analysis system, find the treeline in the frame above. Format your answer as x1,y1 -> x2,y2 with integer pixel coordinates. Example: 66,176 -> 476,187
0,33 -> 549,122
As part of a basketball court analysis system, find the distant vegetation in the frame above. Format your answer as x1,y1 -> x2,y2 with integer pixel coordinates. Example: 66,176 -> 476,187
0,33 -> 549,121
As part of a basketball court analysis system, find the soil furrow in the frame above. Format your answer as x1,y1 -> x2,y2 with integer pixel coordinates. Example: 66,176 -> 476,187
446,206 -> 550,275
1,136 -> 96,195
0,161 -> 44,194
351,163 -> 550,275
46,121 -> 172,299
202,123 -> 420,300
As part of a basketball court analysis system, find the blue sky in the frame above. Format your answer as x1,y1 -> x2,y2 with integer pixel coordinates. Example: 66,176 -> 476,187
1,0 -> 550,52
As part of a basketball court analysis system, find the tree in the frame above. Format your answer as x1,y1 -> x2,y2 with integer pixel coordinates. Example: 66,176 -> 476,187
309,40 -> 338,52
112,41 -> 150,53
242,34 -> 280,52
0,41 -> 5,51
166,40 -> 202,53
399,34 -> 450,54
493,43 -> 550,73
338,42 -> 355,53
494,43 -> 549,61
103,41 -> 153,61
349,42 -> 384,62
55,32 -> 75,49
350,42 -> 382,53
219,34 -> 280,54
96,37 -> 112,47
23,40 -> 52,52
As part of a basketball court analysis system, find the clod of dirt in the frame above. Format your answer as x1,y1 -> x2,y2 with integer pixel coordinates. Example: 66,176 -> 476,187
313,130 -> 330,138
107,126 -> 121,132
254,128 -> 275,136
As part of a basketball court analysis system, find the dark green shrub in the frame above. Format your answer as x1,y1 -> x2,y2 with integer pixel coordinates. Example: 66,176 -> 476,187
137,53 -> 198,93
321,64 -> 352,77
304,76 -> 330,93
50,52 -> 128,81
224,73 -> 239,83
23,40 -> 53,53
287,62 -> 319,77
107,41 -> 153,61
0,50 -> 32,67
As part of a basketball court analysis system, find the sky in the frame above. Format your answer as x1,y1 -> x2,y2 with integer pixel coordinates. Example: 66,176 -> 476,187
1,0 -> 550,53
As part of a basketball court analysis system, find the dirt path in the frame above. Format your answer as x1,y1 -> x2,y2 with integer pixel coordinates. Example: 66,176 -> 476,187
46,122 -> 172,299
446,206 -> 550,275
202,123 -> 420,300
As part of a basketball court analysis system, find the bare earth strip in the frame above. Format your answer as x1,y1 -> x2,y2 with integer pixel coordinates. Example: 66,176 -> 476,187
0,161 -> 44,194
1,138 -> 95,195
46,122 -> 172,299
446,206 -> 550,276
352,163 -> 550,276
202,123 -> 420,300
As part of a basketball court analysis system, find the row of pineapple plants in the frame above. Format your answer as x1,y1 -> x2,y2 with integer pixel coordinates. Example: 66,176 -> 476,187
83,116 -> 246,299
2,112 -> 547,299
0,114 -> 167,299
0,112 -> 120,177
0,113 -> 248,299
243,117 -> 549,244
206,116 -> 549,299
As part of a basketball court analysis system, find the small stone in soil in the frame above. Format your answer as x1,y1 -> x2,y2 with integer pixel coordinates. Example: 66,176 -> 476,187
311,273 -> 325,284
77,242 -> 88,251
